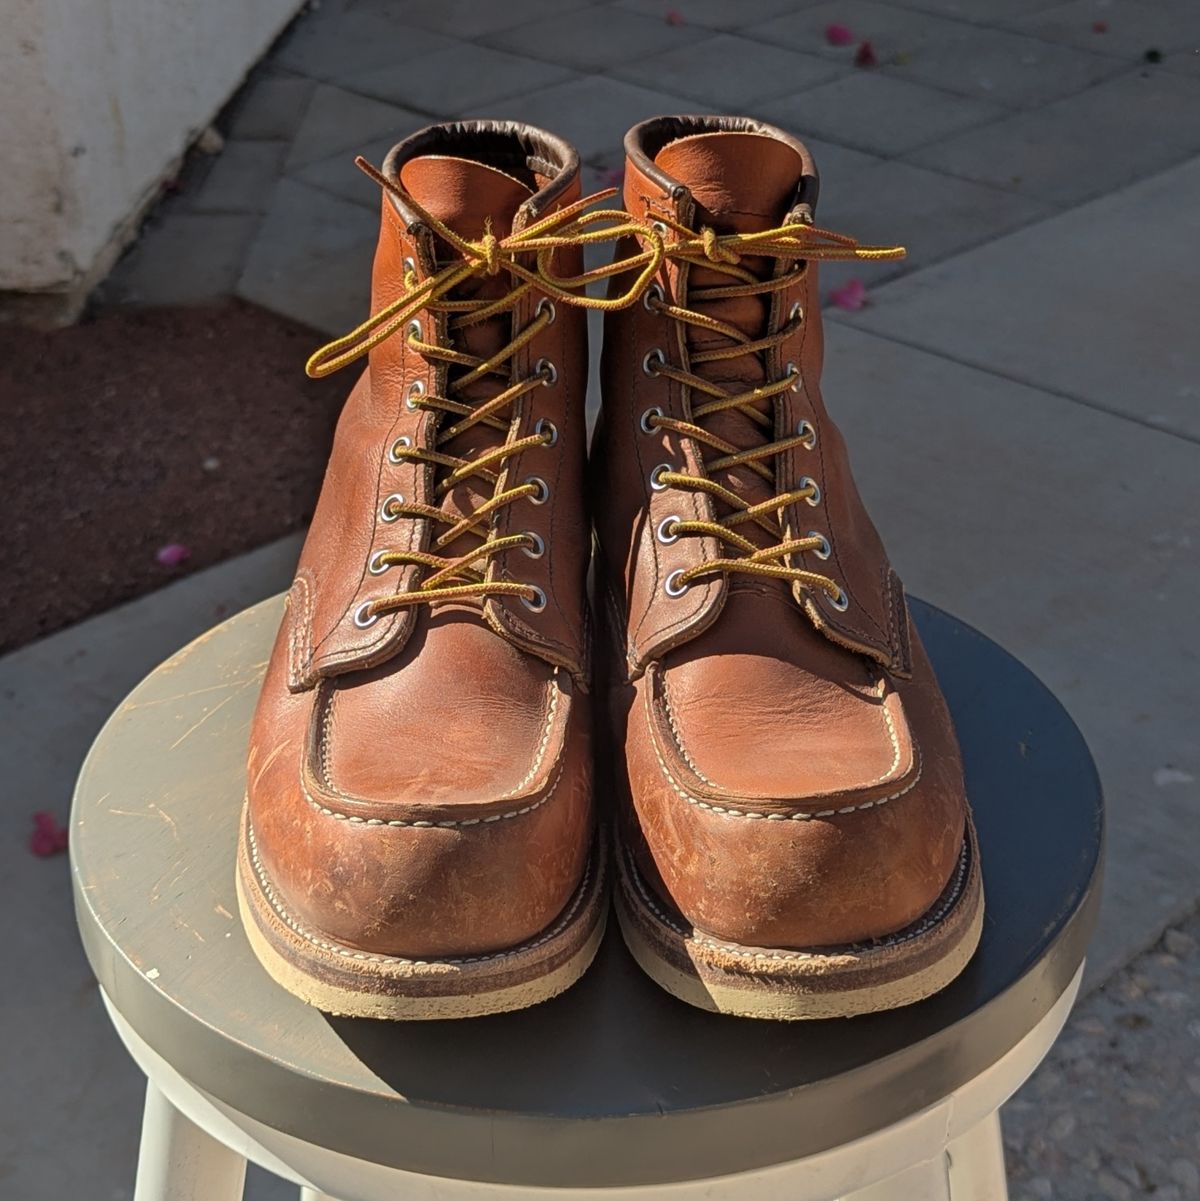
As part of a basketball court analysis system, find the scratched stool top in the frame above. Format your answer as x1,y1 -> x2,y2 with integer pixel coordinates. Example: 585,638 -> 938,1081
72,596 -> 1102,1188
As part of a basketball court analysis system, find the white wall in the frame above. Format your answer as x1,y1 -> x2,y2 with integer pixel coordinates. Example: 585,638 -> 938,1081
0,0 -> 302,297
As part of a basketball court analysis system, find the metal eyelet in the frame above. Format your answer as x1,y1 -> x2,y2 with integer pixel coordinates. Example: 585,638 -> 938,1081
797,419 -> 817,449
535,418 -> 558,447
789,301 -> 804,323
664,570 -> 689,597
405,379 -> 426,410
535,358 -> 558,387
800,476 -> 821,506
656,516 -> 681,545
387,436 -> 412,464
402,256 -> 416,276
649,463 -> 671,491
643,282 -> 664,312
525,476 -> 550,504
535,297 -> 556,325
353,600 -> 379,628
643,348 -> 666,377
829,587 -> 850,612
807,531 -> 831,560
786,362 -> 802,392
379,493 -> 405,522
367,551 -> 392,575
522,586 -> 547,613
651,220 -> 669,237
521,531 -> 545,559
406,319 -> 422,343
640,406 -> 663,433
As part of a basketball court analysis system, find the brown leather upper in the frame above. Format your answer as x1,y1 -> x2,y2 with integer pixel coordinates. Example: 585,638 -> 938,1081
246,122 -> 593,958
594,116 -> 966,950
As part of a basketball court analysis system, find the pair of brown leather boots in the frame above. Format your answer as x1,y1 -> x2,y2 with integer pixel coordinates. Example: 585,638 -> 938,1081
237,115 -> 983,1022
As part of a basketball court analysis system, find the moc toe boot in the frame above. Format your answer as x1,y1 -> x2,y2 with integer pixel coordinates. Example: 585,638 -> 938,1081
238,122 -> 605,1019
593,116 -> 983,1020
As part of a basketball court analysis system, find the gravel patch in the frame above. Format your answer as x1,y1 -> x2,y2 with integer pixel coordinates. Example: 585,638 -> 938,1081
1005,913 -> 1200,1200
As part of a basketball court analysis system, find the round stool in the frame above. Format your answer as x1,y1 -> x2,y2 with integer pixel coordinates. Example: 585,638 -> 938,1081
71,596 -> 1103,1201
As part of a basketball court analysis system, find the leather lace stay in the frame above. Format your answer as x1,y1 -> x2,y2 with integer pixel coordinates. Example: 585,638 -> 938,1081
642,215 -> 904,610
305,157 -> 664,620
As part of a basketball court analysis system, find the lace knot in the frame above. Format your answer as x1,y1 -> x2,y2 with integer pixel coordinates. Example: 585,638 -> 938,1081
701,226 -> 740,265
478,228 -> 502,275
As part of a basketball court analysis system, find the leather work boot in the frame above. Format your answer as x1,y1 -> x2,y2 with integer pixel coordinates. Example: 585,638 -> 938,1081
593,116 -> 983,1019
237,121 -> 643,1018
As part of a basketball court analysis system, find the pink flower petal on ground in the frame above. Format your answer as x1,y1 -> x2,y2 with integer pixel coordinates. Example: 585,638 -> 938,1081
854,39 -> 879,67
665,8 -> 685,26
156,543 -> 191,567
829,279 -> 868,311
825,22 -> 854,46
30,811 -> 69,857
1092,20 -> 1108,33
600,166 -> 625,189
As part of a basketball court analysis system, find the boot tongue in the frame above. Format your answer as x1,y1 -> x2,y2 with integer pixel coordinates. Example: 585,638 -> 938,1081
399,155 -> 533,240
398,155 -> 536,581
654,133 -> 802,550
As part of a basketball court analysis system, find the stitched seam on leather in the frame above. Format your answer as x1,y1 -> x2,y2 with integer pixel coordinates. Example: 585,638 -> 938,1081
624,838 -> 969,961
304,747 -> 565,826
247,815 -> 592,966
660,679 -> 717,787
660,673 -> 903,793
289,574 -> 315,681
505,674 -> 559,797
314,675 -> 560,810
646,688 -> 923,819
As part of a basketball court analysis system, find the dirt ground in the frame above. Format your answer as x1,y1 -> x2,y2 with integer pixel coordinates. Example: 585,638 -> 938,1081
0,301 -> 345,653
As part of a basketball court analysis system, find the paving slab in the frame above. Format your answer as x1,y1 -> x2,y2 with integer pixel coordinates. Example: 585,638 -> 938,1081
183,140 -> 289,215
907,67 -> 1200,207
819,322 -> 1200,985
616,0 -> 812,29
1163,46 -> 1200,76
883,22 -> 1127,106
489,74 -> 710,162
272,8 -> 455,82
839,153 -> 1200,440
284,83 -> 427,171
747,0 -> 965,62
887,0 -> 1052,19
810,156 -> 1053,297
350,42 -> 575,115
0,535 -> 300,1201
757,71 -> 1004,156
225,73 -> 317,141
104,213 -> 260,306
485,4 -> 709,71
352,0 -> 596,38
1008,0 -> 1200,58
237,178 -> 376,335
613,33 -> 845,109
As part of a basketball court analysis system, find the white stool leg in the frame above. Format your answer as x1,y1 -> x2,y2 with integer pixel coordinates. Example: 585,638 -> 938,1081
947,1111 -> 1008,1201
299,1189 -> 342,1201
133,1081 -> 247,1201
840,1155 -> 951,1201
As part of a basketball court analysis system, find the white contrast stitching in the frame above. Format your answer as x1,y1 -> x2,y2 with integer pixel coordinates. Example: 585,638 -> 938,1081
660,673 -> 904,793
313,672 -> 561,817
624,838 -> 970,962
301,758 -> 565,827
646,690 -> 923,820
246,816 -> 593,966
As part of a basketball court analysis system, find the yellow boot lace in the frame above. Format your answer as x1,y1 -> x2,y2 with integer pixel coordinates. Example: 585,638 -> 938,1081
642,215 -> 904,609
305,158 -> 664,620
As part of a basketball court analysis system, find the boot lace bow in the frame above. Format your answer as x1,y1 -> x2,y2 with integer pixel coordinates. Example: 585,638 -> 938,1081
640,215 -> 904,611
305,158 -> 664,621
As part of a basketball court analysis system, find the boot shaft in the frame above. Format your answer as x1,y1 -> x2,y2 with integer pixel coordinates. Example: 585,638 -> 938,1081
594,115 -> 911,678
